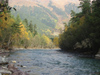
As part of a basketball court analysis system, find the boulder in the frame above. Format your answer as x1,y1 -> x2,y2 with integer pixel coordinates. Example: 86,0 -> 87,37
0,56 -> 8,65
7,64 -> 29,75
0,69 -> 12,75
95,50 -> 100,59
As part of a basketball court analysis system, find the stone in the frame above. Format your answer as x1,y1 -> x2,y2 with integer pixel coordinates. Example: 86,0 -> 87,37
7,64 -> 29,75
0,69 -> 12,75
95,50 -> 100,59
0,56 -> 8,65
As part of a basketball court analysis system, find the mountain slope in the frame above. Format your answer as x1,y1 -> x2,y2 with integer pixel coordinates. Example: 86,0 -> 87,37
10,0 -> 80,36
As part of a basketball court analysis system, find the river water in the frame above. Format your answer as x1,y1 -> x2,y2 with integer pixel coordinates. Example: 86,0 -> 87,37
8,49 -> 100,75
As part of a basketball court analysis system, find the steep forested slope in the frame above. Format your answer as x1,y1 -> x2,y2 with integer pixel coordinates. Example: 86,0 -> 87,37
10,0 -> 80,36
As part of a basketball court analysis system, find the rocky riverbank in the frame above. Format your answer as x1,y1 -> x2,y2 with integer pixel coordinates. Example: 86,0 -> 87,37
0,49 -> 29,75
0,63 -> 29,75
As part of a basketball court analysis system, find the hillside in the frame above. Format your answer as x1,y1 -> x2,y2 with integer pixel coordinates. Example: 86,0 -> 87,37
9,0 -> 80,36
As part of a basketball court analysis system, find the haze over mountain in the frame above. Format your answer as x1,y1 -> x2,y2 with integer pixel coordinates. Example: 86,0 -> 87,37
9,0 -> 79,9
9,0 -> 80,36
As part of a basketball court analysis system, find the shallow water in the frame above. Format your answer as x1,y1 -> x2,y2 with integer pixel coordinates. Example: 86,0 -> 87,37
8,49 -> 100,75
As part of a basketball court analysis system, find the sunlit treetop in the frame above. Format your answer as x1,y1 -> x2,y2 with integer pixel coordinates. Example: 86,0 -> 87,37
0,0 -> 8,12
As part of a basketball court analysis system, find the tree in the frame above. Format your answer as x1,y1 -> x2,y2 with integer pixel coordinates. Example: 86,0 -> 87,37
33,24 -> 37,36
29,21 -> 33,33
63,22 -> 68,32
16,14 -> 21,23
79,0 -> 91,15
0,12 -> 22,49
53,37 -> 59,47
59,0 -> 100,55
23,19 -> 28,26
88,0 -> 100,53
70,10 -> 76,17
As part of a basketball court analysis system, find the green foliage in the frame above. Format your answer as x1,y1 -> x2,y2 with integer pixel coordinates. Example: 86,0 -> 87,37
16,14 -> 22,24
10,3 -> 81,37
29,34 -> 54,48
38,4 -> 58,20
48,1 -> 67,17
70,10 -> 76,17
23,19 -> 28,26
78,0 -> 91,15
29,21 -> 33,33
65,3 -> 81,14
59,0 -> 100,55
0,13 -> 21,49
33,6 -> 56,28
33,24 -> 37,36
22,18 -> 29,31
0,1 -> 55,50
11,5 -> 57,34
53,37 -> 59,47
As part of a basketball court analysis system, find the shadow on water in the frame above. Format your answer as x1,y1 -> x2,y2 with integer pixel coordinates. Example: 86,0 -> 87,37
8,49 -> 100,75
57,50 -> 95,59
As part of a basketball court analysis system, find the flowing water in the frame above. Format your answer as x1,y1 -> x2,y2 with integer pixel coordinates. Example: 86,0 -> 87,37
8,49 -> 100,75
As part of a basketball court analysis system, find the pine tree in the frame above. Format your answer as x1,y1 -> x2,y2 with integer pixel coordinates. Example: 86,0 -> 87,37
33,24 -> 37,36
29,21 -> 33,33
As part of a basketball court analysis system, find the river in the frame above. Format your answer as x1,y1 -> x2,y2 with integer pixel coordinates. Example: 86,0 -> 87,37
8,49 -> 100,75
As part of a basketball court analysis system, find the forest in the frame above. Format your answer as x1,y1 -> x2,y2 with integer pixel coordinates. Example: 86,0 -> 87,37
59,0 -> 100,55
0,1 -> 57,50
1,0 -> 100,55
11,5 -> 57,35
1,0 -> 100,75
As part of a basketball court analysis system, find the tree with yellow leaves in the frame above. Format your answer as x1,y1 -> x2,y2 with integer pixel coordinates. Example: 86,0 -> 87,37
53,37 -> 59,47
0,13 -> 22,49
42,34 -> 54,48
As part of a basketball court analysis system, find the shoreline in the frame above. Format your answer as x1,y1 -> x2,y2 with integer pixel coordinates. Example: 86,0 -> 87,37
14,48 -> 61,51
0,47 -> 61,52
0,63 -> 29,75
1,48 -> 99,59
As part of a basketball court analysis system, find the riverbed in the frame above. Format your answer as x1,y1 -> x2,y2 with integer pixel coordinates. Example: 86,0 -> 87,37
8,49 -> 100,75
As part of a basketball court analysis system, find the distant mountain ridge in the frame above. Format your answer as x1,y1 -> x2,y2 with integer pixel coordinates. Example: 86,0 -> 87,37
9,0 -> 79,7
9,0 -> 80,36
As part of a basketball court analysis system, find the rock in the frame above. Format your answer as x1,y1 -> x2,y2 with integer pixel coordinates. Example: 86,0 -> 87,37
0,69 -> 12,75
27,70 -> 31,72
95,49 -> 100,59
0,56 -> 8,65
0,53 -> 10,57
12,61 -> 16,63
7,64 -> 29,75
20,65 -> 26,68
0,63 -> 29,75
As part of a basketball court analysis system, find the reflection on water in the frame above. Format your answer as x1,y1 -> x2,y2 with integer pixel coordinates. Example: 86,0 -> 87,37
8,49 -> 100,75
